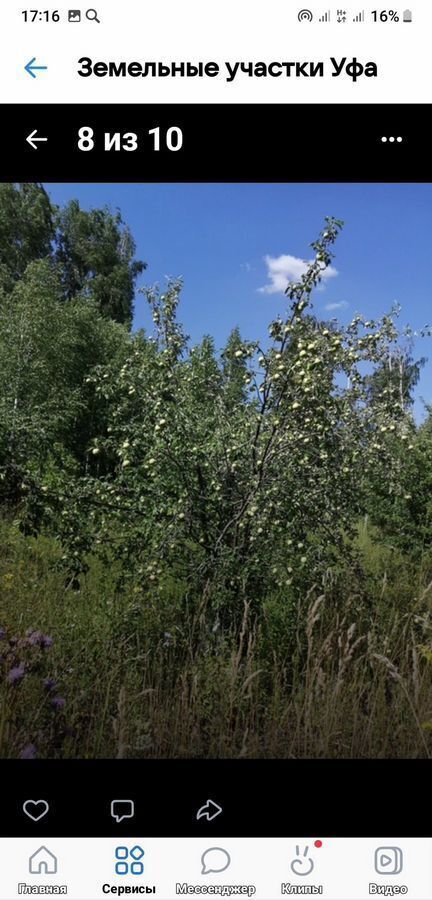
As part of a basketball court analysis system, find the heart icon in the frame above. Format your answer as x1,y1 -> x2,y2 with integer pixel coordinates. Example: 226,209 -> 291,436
23,799 -> 49,822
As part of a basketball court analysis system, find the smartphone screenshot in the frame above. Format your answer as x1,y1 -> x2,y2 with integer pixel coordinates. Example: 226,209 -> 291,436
1,2 -> 431,898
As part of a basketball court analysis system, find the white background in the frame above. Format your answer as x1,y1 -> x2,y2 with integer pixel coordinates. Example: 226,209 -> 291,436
0,838 -> 431,900
2,1 -> 432,103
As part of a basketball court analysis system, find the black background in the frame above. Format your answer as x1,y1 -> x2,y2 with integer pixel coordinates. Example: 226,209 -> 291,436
2,759 -> 430,836
1,103 -> 430,182
1,101 -> 430,840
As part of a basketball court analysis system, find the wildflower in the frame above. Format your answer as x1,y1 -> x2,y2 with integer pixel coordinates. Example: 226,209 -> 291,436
26,630 -> 53,649
41,635 -> 53,649
26,629 -> 43,646
50,696 -> 66,710
20,744 -> 37,759
7,664 -> 25,684
43,677 -> 57,692
0,627 -> 6,640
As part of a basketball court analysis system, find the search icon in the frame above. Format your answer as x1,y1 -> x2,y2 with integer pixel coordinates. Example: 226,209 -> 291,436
86,8 -> 100,22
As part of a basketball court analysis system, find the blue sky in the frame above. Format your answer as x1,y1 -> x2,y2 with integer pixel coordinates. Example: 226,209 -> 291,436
45,183 -> 432,418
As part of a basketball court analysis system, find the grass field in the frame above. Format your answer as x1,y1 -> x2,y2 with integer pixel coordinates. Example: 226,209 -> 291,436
2,517 -> 432,760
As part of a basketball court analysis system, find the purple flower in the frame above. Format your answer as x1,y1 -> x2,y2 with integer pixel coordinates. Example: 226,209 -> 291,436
51,696 -> 65,710
0,627 -> 6,640
43,677 -> 57,692
7,664 -> 25,684
20,744 -> 37,759
26,629 -> 43,646
41,635 -> 53,649
25,630 -> 53,649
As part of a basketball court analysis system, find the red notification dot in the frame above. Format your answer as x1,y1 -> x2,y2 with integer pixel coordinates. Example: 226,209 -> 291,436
314,840 -> 323,848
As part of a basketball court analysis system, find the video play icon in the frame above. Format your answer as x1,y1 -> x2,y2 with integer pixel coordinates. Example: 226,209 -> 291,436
374,847 -> 403,875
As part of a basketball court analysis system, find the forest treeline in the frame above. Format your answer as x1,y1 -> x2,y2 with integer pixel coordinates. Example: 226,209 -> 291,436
1,183 -> 432,760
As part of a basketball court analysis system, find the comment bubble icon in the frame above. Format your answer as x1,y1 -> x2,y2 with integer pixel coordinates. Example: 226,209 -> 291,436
111,799 -> 135,823
201,847 -> 231,875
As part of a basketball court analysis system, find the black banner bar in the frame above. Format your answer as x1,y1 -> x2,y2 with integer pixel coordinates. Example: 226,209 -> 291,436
2,760 -> 430,837
1,104 -> 430,182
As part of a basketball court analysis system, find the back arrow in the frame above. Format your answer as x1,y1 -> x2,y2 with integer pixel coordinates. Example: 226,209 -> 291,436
196,800 -> 223,822
25,58 -> 48,79
26,130 -> 48,150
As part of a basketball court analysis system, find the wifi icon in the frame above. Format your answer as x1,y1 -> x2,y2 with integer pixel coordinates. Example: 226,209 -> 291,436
298,9 -> 313,21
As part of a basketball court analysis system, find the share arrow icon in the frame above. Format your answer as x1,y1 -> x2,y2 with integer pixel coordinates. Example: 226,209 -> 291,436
196,800 -> 223,822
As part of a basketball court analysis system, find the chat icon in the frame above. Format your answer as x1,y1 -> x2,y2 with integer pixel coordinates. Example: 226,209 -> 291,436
201,847 -> 231,875
111,799 -> 135,823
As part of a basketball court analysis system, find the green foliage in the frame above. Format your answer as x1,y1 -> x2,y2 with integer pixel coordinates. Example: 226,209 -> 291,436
0,258 -> 129,515
0,183 -> 54,290
0,184 -> 146,325
1,518 -> 432,759
222,326 -> 248,408
55,200 -> 146,324
366,344 -> 426,412
2,201 -> 432,759
32,218 -> 428,623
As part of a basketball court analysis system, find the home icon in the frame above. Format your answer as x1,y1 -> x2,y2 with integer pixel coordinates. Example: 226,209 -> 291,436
29,846 -> 58,875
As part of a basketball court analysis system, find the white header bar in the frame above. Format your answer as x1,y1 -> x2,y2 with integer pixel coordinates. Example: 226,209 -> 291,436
2,2 -> 432,103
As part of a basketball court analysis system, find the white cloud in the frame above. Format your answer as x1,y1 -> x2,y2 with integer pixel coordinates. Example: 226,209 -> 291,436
324,300 -> 349,311
258,254 -> 338,295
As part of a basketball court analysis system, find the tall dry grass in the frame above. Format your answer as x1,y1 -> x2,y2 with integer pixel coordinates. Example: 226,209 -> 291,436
1,519 -> 432,759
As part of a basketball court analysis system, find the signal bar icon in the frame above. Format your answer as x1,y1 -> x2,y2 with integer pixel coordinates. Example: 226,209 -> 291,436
353,9 -> 364,21
319,10 -> 330,21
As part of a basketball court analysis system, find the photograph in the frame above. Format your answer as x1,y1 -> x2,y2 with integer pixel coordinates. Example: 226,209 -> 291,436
1,181 -> 432,760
